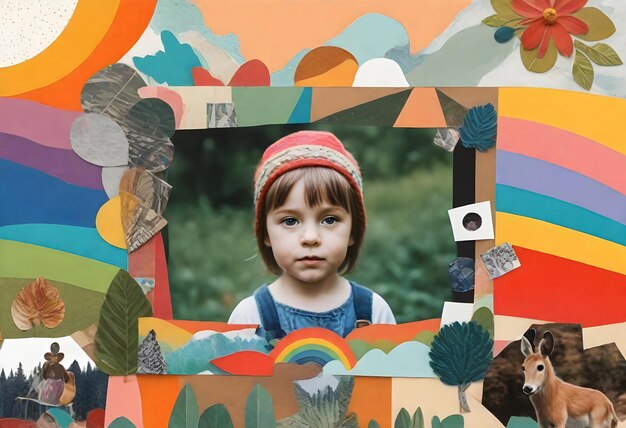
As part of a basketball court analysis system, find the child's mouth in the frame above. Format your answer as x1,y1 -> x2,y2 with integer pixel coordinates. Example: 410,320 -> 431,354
298,256 -> 323,265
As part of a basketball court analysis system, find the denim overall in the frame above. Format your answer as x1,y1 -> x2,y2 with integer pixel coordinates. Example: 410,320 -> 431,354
253,281 -> 373,340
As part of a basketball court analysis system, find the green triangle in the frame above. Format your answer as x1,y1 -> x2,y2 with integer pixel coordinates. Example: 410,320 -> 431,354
435,89 -> 468,128
314,89 -> 413,126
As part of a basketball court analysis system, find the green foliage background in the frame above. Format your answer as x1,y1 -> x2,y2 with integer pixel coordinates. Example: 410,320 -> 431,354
167,125 -> 455,324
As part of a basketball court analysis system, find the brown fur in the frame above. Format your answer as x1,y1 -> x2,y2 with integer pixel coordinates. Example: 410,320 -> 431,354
521,332 -> 619,428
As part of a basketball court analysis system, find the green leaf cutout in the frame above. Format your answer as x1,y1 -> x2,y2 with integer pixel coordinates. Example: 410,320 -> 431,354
245,384 -> 276,428
169,384 -> 200,428
521,39 -> 558,73
490,0 -> 517,15
199,404 -> 234,428
572,8 -> 616,41
412,407 -> 424,428
573,49 -> 594,90
471,307 -> 495,338
482,14 -> 523,27
574,41 -> 623,66
441,414 -> 465,428
109,417 -> 137,428
394,408 -> 412,428
94,269 -> 153,375
432,416 -> 442,428
368,420 -> 382,428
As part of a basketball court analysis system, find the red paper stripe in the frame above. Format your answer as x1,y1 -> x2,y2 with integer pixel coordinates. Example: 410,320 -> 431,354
494,246 -> 626,327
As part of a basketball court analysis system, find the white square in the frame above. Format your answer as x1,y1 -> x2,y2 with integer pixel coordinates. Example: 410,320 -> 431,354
447,201 -> 494,241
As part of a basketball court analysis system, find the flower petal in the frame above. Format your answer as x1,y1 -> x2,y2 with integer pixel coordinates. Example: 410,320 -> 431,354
551,22 -> 574,56
558,16 -> 589,34
535,0 -> 552,10
556,0 -> 588,15
521,16 -> 543,26
538,26 -> 552,58
512,0 -> 543,18
521,21 -> 548,50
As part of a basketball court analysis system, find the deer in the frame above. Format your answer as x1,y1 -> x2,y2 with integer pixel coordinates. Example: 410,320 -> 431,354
520,329 -> 620,428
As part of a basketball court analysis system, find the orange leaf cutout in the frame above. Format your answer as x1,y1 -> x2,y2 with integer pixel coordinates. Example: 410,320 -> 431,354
11,277 -> 65,330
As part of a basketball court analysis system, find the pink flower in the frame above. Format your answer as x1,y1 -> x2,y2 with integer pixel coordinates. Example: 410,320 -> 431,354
513,0 -> 589,58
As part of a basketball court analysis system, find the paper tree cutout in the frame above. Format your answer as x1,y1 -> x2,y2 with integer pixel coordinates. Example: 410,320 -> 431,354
429,321 -> 493,413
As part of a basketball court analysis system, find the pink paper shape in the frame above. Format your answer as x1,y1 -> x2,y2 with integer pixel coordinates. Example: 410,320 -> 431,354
138,86 -> 185,128
104,375 -> 144,428
498,117 -> 626,194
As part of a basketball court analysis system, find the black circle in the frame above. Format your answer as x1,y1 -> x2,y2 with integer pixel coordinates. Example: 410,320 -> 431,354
462,212 -> 482,231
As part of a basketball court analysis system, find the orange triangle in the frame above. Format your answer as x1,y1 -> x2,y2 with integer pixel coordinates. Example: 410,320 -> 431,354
394,88 -> 447,128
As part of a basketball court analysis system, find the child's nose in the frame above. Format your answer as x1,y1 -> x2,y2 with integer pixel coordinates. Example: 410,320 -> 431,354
300,224 -> 321,246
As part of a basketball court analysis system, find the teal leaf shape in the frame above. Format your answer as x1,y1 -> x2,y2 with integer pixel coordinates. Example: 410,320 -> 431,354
394,408 -> 411,428
169,384 -> 199,428
109,417 -> 136,428
199,404 -> 234,428
459,104 -> 497,152
245,384 -> 276,428
494,27 -> 515,43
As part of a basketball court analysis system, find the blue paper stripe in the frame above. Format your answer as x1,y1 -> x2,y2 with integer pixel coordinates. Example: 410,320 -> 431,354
0,159 -> 107,228
0,224 -> 127,269
496,184 -> 626,246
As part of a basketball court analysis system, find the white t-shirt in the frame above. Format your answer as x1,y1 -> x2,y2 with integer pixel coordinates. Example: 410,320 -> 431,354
228,289 -> 396,325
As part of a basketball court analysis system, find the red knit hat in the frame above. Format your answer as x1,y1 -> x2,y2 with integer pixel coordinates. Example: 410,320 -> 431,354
254,130 -> 366,239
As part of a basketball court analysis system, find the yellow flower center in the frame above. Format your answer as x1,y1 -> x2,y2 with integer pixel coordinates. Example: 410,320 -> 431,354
543,8 -> 558,24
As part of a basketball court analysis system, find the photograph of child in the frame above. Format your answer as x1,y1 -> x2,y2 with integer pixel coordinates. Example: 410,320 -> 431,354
167,124 -> 455,334
227,131 -> 396,338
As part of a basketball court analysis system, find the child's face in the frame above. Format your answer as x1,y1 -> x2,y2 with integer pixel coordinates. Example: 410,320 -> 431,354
265,178 -> 354,286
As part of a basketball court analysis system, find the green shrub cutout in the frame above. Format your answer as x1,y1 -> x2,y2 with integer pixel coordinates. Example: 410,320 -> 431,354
429,321 -> 493,412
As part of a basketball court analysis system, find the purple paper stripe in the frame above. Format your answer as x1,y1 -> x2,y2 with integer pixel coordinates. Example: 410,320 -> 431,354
496,150 -> 626,226
0,131 -> 103,190
0,98 -> 80,150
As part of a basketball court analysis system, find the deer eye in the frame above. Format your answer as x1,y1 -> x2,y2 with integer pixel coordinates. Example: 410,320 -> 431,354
537,364 -> 544,371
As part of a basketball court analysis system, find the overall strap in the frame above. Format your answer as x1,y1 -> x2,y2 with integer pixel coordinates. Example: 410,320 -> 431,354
351,282 -> 373,329
253,285 -> 286,341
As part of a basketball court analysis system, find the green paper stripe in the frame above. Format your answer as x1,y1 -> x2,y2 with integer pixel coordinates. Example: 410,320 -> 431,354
0,278 -> 105,338
0,239 -> 119,293
232,87 -> 305,127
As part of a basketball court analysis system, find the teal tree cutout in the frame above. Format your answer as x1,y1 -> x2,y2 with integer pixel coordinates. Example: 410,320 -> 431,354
429,321 -> 493,413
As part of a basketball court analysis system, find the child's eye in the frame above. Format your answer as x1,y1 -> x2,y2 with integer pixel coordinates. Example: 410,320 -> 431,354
281,217 -> 298,226
322,216 -> 338,225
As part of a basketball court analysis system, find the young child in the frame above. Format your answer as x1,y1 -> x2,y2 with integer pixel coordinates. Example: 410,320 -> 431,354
228,130 -> 395,339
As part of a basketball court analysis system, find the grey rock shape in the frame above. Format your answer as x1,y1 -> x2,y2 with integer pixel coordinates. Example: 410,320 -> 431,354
137,329 -> 167,374
125,98 -> 176,140
70,113 -> 129,167
81,63 -> 147,122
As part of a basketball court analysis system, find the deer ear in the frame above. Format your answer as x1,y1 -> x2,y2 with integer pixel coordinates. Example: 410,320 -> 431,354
521,335 -> 533,357
539,331 -> 554,357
